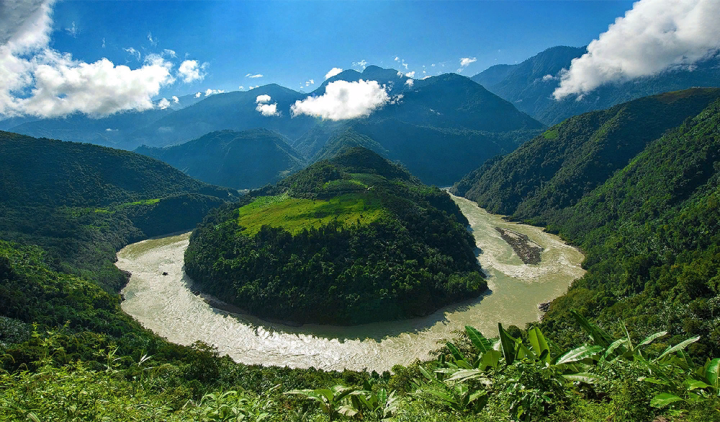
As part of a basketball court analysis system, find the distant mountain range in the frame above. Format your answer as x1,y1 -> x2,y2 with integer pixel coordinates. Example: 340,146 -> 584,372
136,129 -> 305,190
472,46 -> 720,125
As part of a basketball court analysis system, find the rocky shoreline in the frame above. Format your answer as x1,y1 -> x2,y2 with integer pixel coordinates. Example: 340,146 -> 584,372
495,227 -> 544,265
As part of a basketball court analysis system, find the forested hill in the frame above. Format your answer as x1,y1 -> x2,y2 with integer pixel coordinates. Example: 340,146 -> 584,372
0,131 -> 238,291
135,129 -> 305,190
457,96 -> 720,358
185,147 -> 486,325
452,88 -> 720,222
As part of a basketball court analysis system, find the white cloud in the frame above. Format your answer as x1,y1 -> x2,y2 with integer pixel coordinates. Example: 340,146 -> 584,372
147,32 -> 157,46
157,98 -> 170,109
195,92 -> 202,98
394,56 -> 399,61
172,95 -> 179,103
291,79 -> 389,121
0,0 -> 176,119
105,128 -> 117,132
542,74 -> 557,82
65,21 -> 77,38
178,59 -> 207,83
256,102 -> 279,117
396,71 -> 403,77
405,71 -> 415,78
255,94 -> 271,104
101,38 -> 105,48
123,47 -> 141,61
163,49 -> 176,58
460,57 -> 477,67
305,79 -> 314,87
405,79 -> 414,87
325,67 -> 343,79
238,85 -> 244,90
204,88 -> 224,96
554,0 -> 720,100
352,59 -> 367,70
245,73 -> 263,78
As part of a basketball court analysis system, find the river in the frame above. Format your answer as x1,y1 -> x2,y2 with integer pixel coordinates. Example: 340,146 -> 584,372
117,194 -> 585,372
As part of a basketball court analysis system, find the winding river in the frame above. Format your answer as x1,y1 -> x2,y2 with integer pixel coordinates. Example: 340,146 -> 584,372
117,194 -> 585,372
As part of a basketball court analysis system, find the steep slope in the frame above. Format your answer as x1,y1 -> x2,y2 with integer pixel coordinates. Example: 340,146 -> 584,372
185,147 -> 486,325
473,46 -> 720,125
130,84 -> 316,148
0,131 -> 237,291
301,73 -> 545,186
537,99 -> 720,357
311,127 -> 389,163
9,109 -> 173,149
453,88 -> 720,221
136,129 -> 305,190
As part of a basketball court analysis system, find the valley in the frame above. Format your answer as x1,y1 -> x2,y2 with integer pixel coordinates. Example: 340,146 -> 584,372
116,194 -> 584,371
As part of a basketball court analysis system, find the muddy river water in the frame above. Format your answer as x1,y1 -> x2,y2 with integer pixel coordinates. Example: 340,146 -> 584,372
117,194 -> 585,372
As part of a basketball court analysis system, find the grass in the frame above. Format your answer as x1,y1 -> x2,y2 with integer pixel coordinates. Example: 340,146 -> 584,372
543,129 -> 559,140
236,192 -> 386,235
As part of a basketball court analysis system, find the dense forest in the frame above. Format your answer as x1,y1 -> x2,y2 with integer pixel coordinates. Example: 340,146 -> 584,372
1,124 -> 719,420
454,93 -> 720,361
136,129 -> 306,190
0,131 -> 237,291
185,147 -> 486,325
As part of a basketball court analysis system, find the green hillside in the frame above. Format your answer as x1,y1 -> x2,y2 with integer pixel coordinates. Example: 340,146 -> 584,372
453,88 -> 720,222
456,94 -> 720,359
185,147 -> 486,325
136,129 -> 305,190
0,131 -> 237,291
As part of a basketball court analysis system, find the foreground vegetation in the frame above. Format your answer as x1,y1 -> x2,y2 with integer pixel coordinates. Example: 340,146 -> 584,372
185,147 -> 486,325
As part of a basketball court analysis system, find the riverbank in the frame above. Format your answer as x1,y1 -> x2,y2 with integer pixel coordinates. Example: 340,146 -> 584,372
116,195 -> 585,371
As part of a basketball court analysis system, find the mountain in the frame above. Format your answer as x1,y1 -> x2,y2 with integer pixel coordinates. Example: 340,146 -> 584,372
130,84 -> 317,149
136,129 -> 305,190
473,46 -> 720,125
8,108 -> 174,149
453,88 -> 720,221
313,65 -> 413,96
311,127 -> 389,163
296,73 -> 545,186
454,95 -> 720,357
185,147 -> 486,325
0,130 -> 238,291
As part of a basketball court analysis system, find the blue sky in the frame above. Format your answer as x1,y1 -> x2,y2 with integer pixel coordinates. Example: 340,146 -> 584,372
49,0 -> 635,97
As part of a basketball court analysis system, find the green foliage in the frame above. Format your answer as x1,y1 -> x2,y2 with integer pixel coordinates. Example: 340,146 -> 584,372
185,147 -> 485,324
136,129 -> 306,190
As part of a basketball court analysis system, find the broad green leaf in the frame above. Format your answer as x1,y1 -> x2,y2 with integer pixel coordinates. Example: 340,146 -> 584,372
419,365 -> 434,381
555,345 -> 603,365
603,338 -> 628,361
650,393 -> 683,408
478,350 -> 501,371
445,369 -> 484,383
528,327 -> 550,360
571,310 -> 613,348
641,377 -> 670,386
498,323 -> 516,365
657,336 -> 701,361
638,331 -> 668,348
706,358 -> 720,388
446,342 -> 466,363
465,326 -> 491,353
685,379 -> 712,391
563,372 -> 598,384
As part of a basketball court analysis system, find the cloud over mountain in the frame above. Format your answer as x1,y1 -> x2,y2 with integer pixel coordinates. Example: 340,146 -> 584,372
178,60 -> 207,83
325,68 -> 342,79
554,0 -> 720,99
290,79 -> 389,121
